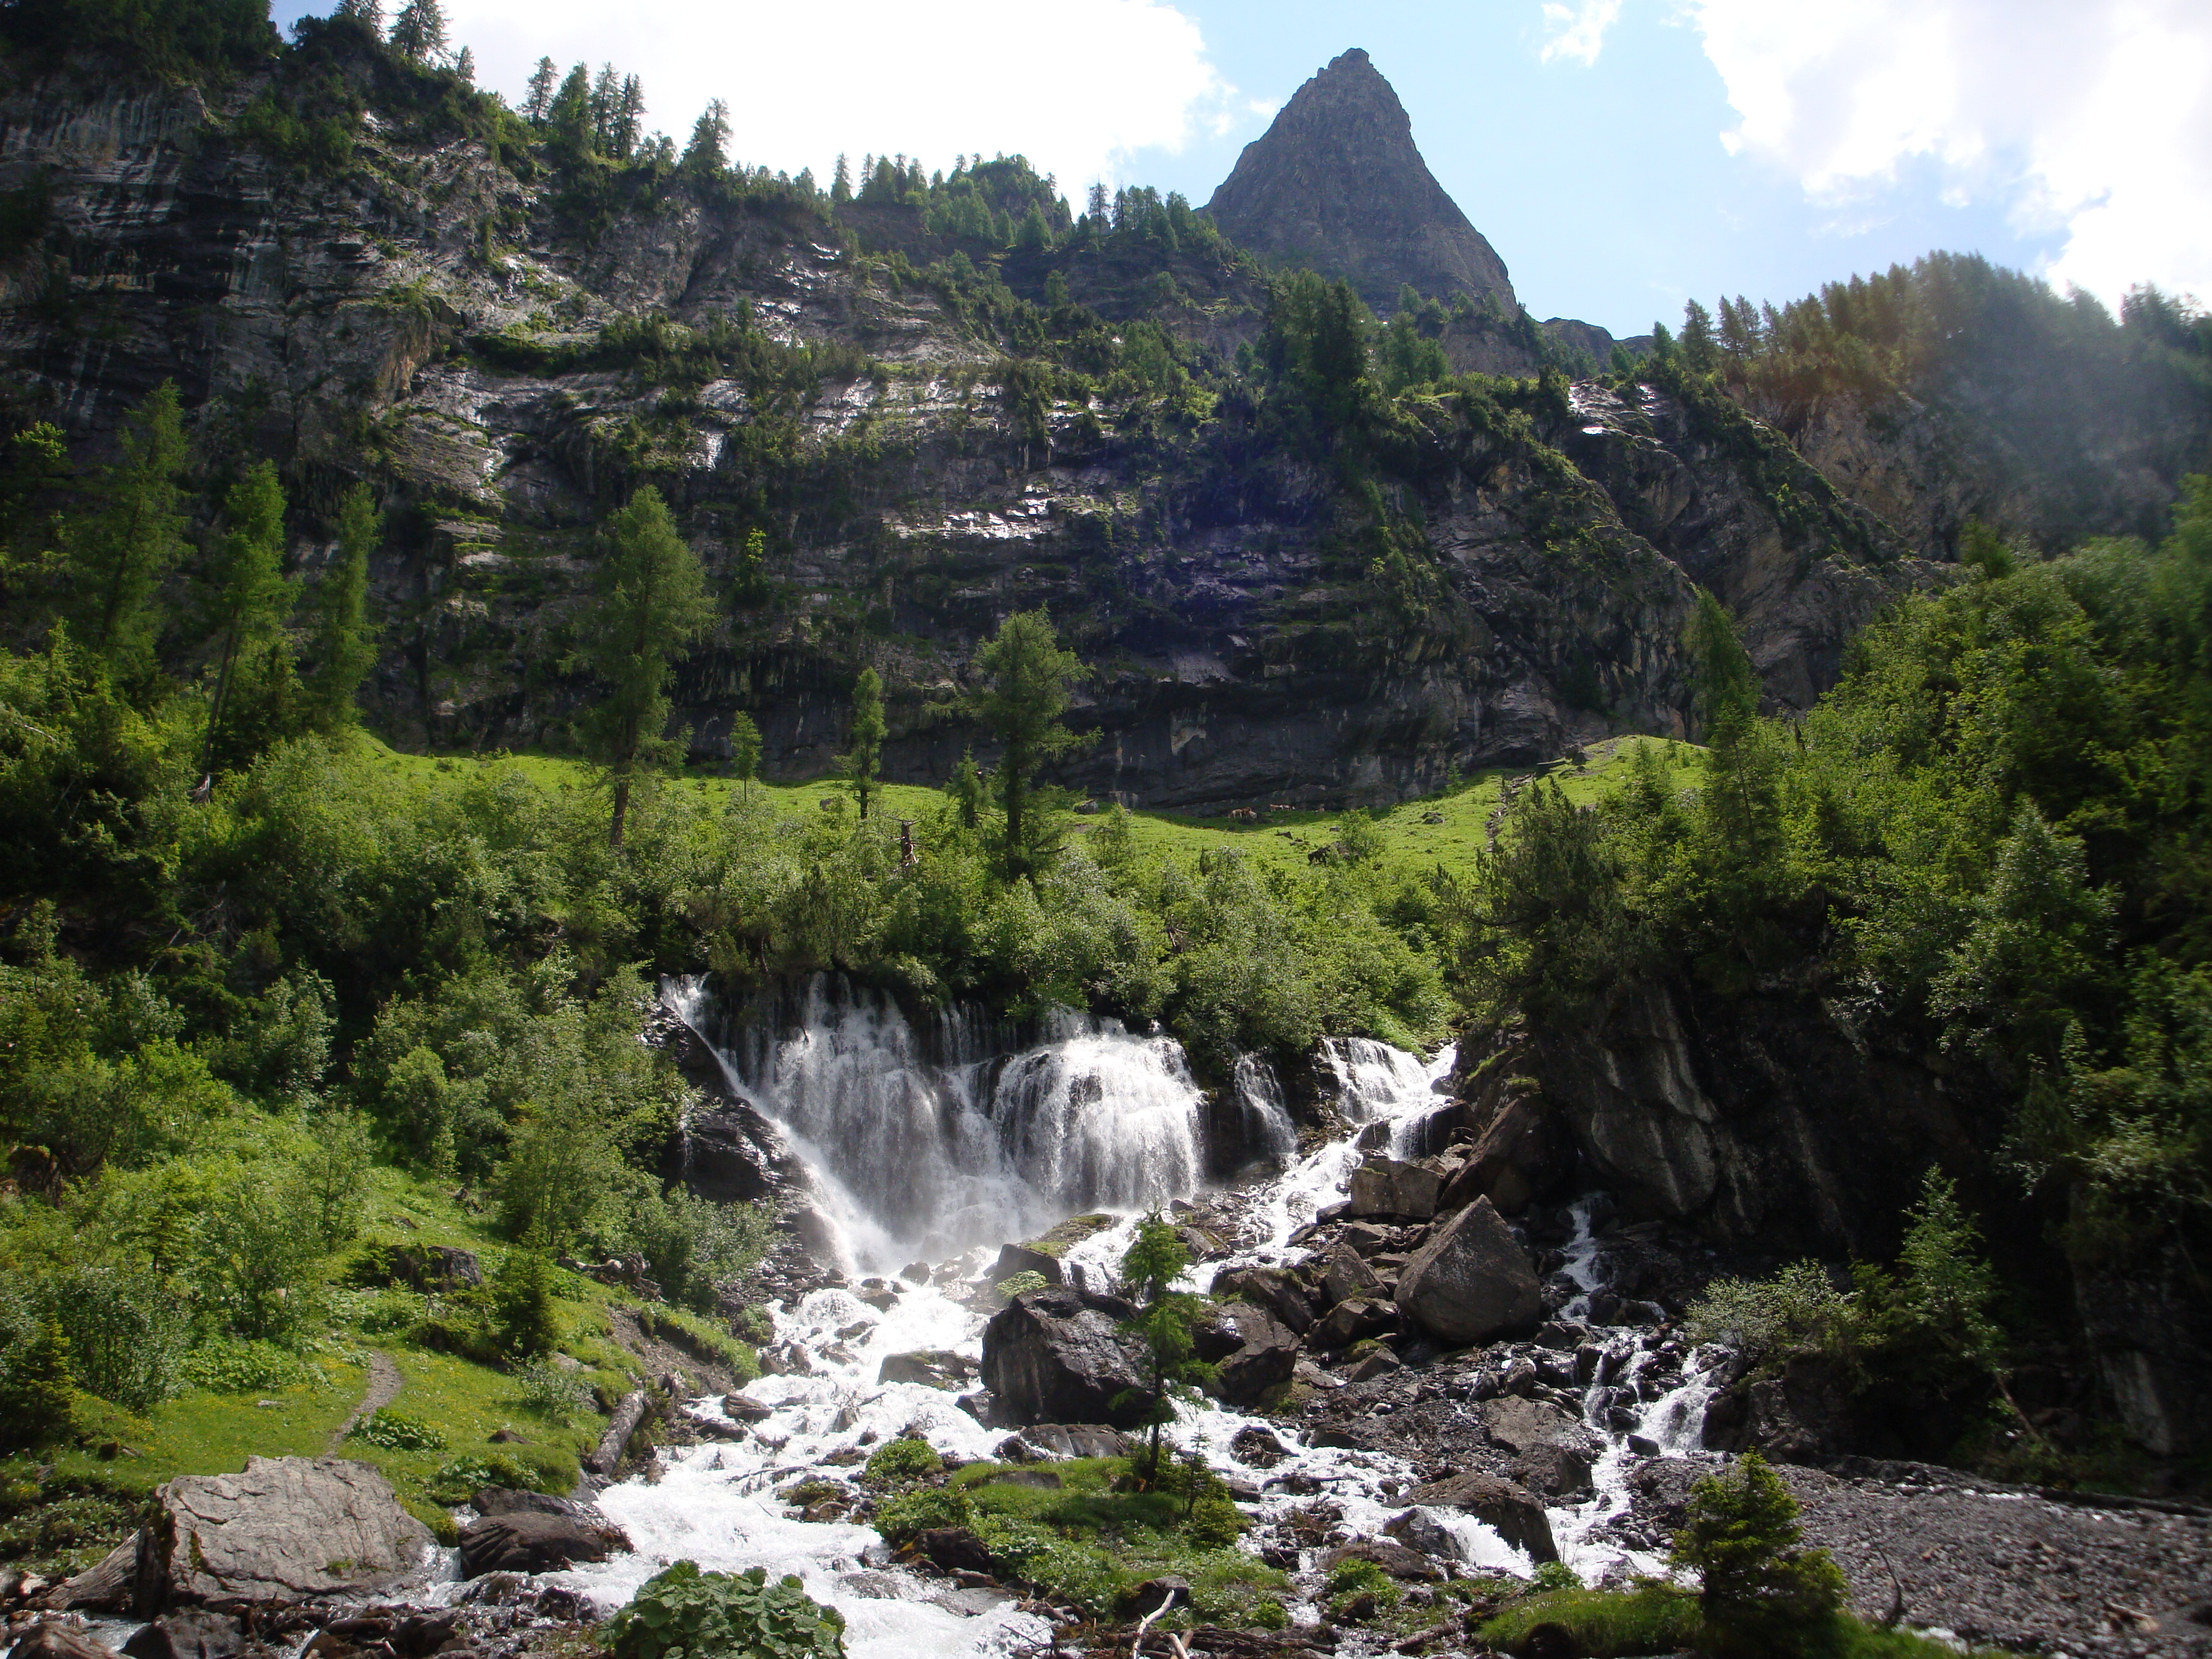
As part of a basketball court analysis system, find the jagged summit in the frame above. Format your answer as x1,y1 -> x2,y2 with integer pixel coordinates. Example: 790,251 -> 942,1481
1204,48 -> 1515,313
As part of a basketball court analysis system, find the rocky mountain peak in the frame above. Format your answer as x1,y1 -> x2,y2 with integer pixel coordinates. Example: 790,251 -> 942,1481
1204,48 -> 1515,313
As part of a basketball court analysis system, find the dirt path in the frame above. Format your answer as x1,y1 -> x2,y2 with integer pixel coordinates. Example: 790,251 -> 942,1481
328,1351 -> 404,1454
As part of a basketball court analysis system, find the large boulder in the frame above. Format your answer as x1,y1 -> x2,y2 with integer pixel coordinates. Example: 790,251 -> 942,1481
994,1424 -> 1131,1461
457,1510 -> 630,1578
143,1456 -> 432,1607
986,1243 -> 1064,1286
120,1610 -> 242,1659
877,1349 -> 979,1389
1321,1241 -> 1384,1307
980,1287 -> 1153,1429
1211,1265 -> 1316,1334
42,1540 -> 138,1611
8,1623 -> 116,1659
1313,1296 -> 1398,1349
1438,1098 -> 1573,1217
1207,1302 -> 1300,1406
1393,1198 -> 1543,1345
1347,1157 -> 1441,1221
1403,1471 -> 1558,1563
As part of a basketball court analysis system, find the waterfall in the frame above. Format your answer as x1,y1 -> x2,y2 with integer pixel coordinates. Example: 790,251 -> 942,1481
1230,1053 -> 1298,1168
1319,1034 -> 1456,1158
667,976 -> 1212,1272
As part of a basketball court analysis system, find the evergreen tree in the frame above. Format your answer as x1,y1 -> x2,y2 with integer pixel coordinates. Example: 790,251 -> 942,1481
452,43 -> 474,84
0,1313 -> 76,1452
1687,588 -> 1758,752
1115,1215 -> 1212,1479
548,63 -> 592,150
200,460 -> 293,779
681,100 -> 730,177
1681,298 -> 1720,371
1044,269 -> 1070,309
580,486 -> 712,848
831,153 -> 851,204
524,56 -> 557,122
1086,181 -> 1109,221
387,0 -> 447,63
728,709 -> 762,800
945,749 -> 986,830
307,483 -> 378,731
841,666 -> 886,820
1672,1452 -> 1846,1656
613,76 -> 645,160
72,380 -> 187,680
335,0 -> 383,28
588,64 -> 619,149
971,609 -> 1085,877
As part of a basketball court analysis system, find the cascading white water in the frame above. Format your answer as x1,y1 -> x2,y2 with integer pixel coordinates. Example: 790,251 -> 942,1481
669,978 -> 1213,1273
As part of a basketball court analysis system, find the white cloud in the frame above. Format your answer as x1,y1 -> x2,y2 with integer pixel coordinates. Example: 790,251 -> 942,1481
1677,0 -> 2212,303
443,0 -> 1235,199
1538,0 -> 1623,66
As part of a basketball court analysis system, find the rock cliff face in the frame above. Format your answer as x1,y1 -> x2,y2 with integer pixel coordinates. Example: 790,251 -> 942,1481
0,36 -> 1946,810
1204,49 -> 1515,314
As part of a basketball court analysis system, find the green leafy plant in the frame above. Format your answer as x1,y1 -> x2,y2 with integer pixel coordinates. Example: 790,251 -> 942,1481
862,1435 -> 942,1486
427,1453 -> 534,1504
993,1270 -> 1050,1303
349,1409 -> 447,1452
602,1560 -> 846,1659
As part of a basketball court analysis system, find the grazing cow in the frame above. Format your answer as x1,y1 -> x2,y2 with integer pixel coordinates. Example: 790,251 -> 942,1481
1229,807 -> 1258,821
1268,803 -> 1293,812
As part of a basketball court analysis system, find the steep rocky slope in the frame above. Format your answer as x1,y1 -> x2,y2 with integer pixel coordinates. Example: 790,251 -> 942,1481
0,28 -> 1960,809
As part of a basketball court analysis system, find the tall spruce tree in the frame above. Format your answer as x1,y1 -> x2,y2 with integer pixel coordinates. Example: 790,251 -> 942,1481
523,56 -> 557,121
201,461 -> 293,779
681,101 -> 730,176
387,0 -> 447,62
307,484 -> 379,731
728,709 -> 762,800
971,609 -> 1085,877
580,486 -> 712,848
73,380 -> 188,681
841,666 -> 886,820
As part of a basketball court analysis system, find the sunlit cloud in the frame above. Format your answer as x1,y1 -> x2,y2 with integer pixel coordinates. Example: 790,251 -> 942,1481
442,0 -> 1239,200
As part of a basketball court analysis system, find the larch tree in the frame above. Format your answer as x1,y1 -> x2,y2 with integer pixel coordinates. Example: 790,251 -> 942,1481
728,709 -> 762,800
681,100 -> 730,176
841,666 -> 886,820
523,56 -> 557,122
580,486 -> 712,848
307,483 -> 379,731
971,609 -> 1085,877
73,380 -> 188,682
387,0 -> 448,63
201,460 -> 293,779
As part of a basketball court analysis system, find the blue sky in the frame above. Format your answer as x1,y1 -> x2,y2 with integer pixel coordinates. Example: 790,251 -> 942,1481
276,0 -> 2207,340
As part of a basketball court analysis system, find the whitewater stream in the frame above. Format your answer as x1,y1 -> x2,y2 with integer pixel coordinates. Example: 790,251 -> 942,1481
425,990 -> 1721,1659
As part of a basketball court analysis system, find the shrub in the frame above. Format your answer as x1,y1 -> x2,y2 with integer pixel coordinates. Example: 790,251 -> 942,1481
1325,1556 -> 1401,1618
1672,1452 -> 1848,1657
428,1453 -> 534,1504
862,1435 -> 943,1486
994,1270 -> 1049,1303
1686,1261 -> 1859,1366
349,1409 -> 447,1452
874,1486 -> 973,1544
511,1358 -> 592,1424
1185,1489 -> 1245,1547
602,1561 -> 846,1659
1481,1584 -> 1700,1658
182,1337 -> 315,1394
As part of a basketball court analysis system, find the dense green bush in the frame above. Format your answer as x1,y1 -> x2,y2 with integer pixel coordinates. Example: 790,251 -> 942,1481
349,1409 -> 447,1452
602,1561 -> 846,1659
861,1435 -> 943,1486
1673,1452 -> 1847,1657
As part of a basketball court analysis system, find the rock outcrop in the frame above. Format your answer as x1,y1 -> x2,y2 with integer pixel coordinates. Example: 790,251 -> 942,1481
1402,1470 -> 1558,1563
1393,1197 -> 1543,1344
980,1287 -> 1153,1429
1205,49 -> 1514,312
141,1456 -> 431,1608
